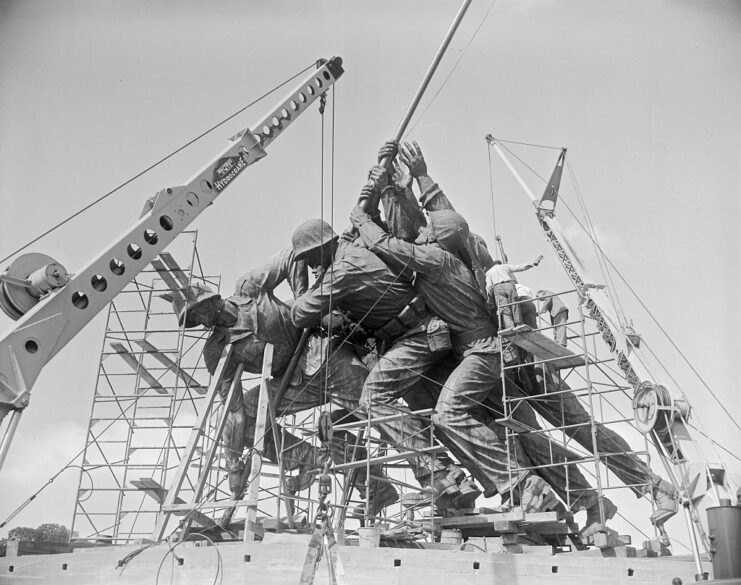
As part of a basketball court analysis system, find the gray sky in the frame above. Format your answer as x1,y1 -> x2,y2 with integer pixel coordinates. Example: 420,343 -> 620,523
1,0 -> 739,546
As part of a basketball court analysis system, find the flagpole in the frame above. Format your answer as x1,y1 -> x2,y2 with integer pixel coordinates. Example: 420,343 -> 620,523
385,0 -> 474,162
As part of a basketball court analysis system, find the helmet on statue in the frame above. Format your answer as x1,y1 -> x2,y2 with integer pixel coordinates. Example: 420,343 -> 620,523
291,219 -> 339,260
428,210 -> 469,254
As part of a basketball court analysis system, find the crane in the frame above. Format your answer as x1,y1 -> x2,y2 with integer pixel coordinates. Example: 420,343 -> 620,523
486,135 -> 722,575
0,56 -> 344,471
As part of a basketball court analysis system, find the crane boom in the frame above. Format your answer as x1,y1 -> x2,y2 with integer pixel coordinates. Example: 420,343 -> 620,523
488,137 -> 715,553
0,57 -> 344,470
488,139 -> 688,454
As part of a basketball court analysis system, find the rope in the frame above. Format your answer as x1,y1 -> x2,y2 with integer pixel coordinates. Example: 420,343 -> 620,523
486,142 -> 499,244
560,194 -> 741,436
686,422 -> 741,466
0,62 -> 318,265
494,139 -> 741,436
493,137 -> 563,151
0,463 -> 95,529
566,157 -> 627,325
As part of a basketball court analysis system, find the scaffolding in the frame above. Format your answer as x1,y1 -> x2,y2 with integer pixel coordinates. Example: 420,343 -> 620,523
497,288 -> 655,531
71,232 -> 224,543
69,232 -> 454,545
145,339 -> 442,543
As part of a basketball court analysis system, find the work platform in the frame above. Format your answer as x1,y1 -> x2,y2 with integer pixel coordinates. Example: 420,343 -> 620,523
496,288 -> 656,539
499,324 -> 589,369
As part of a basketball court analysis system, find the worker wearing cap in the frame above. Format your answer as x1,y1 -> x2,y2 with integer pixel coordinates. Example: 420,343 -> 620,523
290,218 -> 482,509
536,288 -> 569,347
486,257 -> 542,331
515,284 -> 538,329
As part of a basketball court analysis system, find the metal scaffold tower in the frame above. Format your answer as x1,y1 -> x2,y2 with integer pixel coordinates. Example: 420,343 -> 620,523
497,289 -> 655,533
71,231 -> 223,543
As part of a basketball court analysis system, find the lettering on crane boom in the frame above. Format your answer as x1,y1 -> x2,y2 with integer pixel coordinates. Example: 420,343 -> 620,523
213,154 -> 248,192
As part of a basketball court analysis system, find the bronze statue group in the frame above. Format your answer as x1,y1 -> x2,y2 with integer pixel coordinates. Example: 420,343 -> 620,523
175,140 -> 678,537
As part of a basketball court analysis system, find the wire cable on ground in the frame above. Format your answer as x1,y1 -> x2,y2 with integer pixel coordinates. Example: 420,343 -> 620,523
0,62 -> 318,266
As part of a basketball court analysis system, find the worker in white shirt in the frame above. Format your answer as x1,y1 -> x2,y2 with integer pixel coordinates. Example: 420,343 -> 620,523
536,289 -> 569,347
485,256 -> 543,330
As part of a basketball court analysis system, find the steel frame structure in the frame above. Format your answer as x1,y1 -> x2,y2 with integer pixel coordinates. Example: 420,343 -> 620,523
71,232 -> 225,543
498,288 -> 655,528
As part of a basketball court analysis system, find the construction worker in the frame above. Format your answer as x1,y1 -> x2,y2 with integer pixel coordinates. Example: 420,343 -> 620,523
174,249 -> 395,518
486,257 -> 543,331
516,284 -> 538,329
289,219 -> 478,511
536,289 -> 569,347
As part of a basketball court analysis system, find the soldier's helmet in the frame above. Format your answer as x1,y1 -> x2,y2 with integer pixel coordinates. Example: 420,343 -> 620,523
172,281 -> 221,328
291,219 -> 339,260
428,210 -> 470,254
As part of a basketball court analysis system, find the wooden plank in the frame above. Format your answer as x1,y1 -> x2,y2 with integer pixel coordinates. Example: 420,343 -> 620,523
151,345 -> 234,540
131,477 -> 168,503
133,338 -> 205,394
440,509 -> 561,528
158,252 -> 190,288
131,478 -> 221,534
150,258 -> 185,297
109,342 -> 167,393
493,520 -> 518,533
244,344 -> 273,542
500,324 -> 588,369
494,415 -> 538,433
331,446 -> 446,472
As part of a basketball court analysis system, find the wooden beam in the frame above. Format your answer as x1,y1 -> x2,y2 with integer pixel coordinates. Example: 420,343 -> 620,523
244,344 -> 273,542
133,338 -> 205,394
158,252 -> 191,288
150,258 -> 185,298
110,342 -> 167,393
500,325 -> 588,369
131,478 -> 222,537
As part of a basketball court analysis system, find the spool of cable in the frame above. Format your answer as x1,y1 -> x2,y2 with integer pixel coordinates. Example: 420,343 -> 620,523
633,380 -> 672,434
0,253 -> 68,320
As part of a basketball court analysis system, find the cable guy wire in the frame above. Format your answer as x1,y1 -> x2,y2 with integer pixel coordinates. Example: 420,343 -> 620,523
0,62 -> 317,266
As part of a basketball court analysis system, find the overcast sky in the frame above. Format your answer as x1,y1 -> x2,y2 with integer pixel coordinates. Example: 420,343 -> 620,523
1,0 -> 739,548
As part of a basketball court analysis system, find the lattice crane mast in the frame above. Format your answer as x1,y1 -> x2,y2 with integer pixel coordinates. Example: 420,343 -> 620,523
486,136 -> 716,556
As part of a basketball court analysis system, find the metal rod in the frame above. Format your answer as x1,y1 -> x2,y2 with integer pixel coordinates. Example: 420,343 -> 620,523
682,501 -> 706,579
386,0 -> 474,160
0,409 -> 22,471
358,0 -> 473,215
490,141 -> 539,205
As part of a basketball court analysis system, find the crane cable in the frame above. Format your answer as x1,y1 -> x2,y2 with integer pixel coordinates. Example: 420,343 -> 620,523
490,140 -> 741,437
0,62 -> 320,266
495,140 -> 741,506
486,144 -> 500,248
403,0 -> 497,139
566,157 -> 629,327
